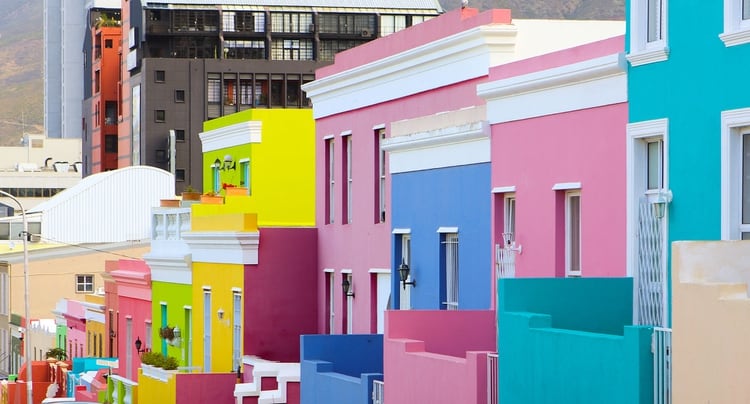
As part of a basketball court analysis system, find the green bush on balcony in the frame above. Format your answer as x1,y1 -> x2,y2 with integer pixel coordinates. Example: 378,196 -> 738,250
141,351 -> 179,370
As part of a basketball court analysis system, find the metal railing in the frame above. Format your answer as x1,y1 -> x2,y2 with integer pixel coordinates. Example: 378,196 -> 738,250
653,327 -> 672,404
372,379 -> 384,404
487,353 -> 498,404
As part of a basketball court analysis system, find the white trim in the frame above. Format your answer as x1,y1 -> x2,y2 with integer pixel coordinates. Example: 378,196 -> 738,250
552,182 -> 582,191
492,186 -> 516,194
182,231 -> 260,265
340,130 -> 352,137
238,158 -> 250,163
626,0 -> 669,67
479,53 -> 627,123
198,121 -> 262,152
125,315 -> 133,320
303,24 -> 518,119
341,269 -> 353,274
392,228 -> 411,234
720,0 -> 750,46
437,226 -> 459,233
626,118 -> 669,278
202,286 -> 211,291
323,268 -> 335,273
323,134 -> 335,140
383,121 -> 490,173
231,287 -> 242,292
368,268 -> 391,274
372,123 -> 386,130
182,306 -> 191,310
160,301 -> 168,306
721,108 -> 750,239
143,253 -> 192,285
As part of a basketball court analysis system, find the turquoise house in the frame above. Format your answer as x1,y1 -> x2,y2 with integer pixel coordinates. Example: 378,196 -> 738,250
626,0 -> 750,330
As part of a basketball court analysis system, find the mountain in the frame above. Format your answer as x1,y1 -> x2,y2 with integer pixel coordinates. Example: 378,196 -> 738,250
0,0 -> 44,147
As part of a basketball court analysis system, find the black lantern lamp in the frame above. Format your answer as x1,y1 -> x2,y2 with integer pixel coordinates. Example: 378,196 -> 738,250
135,336 -> 146,354
399,260 -> 416,290
342,276 -> 355,297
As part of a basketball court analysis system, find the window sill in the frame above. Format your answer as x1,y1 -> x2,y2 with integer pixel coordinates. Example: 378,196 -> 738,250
626,47 -> 669,67
719,29 -> 750,47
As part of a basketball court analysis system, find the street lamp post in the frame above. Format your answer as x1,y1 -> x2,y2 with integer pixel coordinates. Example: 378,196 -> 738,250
0,191 -> 32,404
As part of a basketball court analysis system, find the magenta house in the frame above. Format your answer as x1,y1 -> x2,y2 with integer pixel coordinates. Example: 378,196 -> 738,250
478,36 -> 628,284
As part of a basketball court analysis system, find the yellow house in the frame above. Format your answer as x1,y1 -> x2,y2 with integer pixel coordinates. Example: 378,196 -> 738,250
84,293 -> 106,358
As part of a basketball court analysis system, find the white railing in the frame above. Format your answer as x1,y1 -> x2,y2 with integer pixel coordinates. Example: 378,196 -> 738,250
487,353 -> 498,404
652,327 -> 671,404
372,379 -> 384,404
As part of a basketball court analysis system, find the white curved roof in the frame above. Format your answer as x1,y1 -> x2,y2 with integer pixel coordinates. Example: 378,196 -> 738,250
28,166 -> 175,244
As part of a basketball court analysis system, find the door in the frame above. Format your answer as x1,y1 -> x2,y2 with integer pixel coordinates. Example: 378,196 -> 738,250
376,273 -> 390,333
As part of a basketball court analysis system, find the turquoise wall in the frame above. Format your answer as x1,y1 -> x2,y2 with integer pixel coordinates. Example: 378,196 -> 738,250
627,3 -> 750,242
498,278 -> 653,404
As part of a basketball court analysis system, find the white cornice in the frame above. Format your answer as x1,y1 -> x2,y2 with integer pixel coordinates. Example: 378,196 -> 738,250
199,121 -> 262,153
720,29 -> 750,46
303,24 -> 517,119
182,232 -> 260,265
479,53 -> 627,124
143,253 -> 192,285
381,120 -> 489,153
625,47 -> 669,66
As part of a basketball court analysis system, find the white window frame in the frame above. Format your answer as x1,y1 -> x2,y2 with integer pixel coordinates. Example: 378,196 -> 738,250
399,233 -> 412,310
343,272 -> 354,334
627,0 -> 669,66
203,288 -> 212,372
76,274 -> 94,293
720,0 -> 750,46
125,317 -> 133,379
378,129 -> 386,223
721,108 -> 750,239
504,194 -> 516,244
441,231 -> 459,310
239,158 -> 250,194
212,163 -> 221,193
565,190 -> 582,277
145,320 -> 152,355
344,134 -> 353,224
325,269 -> 335,334
232,291 -> 242,371
325,137 -> 335,224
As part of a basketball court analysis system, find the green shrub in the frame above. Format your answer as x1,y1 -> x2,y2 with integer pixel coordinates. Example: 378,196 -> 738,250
140,351 -> 162,367
162,356 -> 179,370
45,348 -> 67,360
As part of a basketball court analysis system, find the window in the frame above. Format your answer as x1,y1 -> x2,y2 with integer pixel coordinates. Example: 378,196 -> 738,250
566,191 -> 582,277
105,101 -> 117,125
342,134 -> 352,224
224,40 -> 265,59
325,137 -> 335,224
155,149 -> 166,163
76,275 -> 94,293
105,135 -> 118,153
647,139 -> 664,190
239,159 -> 250,192
212,162 -> 220,193
626,0 -> 668,66
232,291 -> 242,370
379,15 -> 406,36
203,288 -> 211,372
207,75 -> 221,103
343,273 -> 353,334
721,0 -> 750,46
155,70 -> 165,82
223,74 -> 237,106
270,39 -> 313,61
240,75 -> 253,105
270,12 -> 313,33
441,232 -> 459,310
318,13 -> 376,35
398,233 -> 412,310
125,317 -> 133,379
175,129 -> 185,142
105,39 -> 113,48
95,70 -> 101,93
0,273 -> 7,316
504,194 -> 516,243
722,108 -> 750,239
318,39 -> 367,62
175,90 -> 185,103
286,74 -> 300,107
144,321 -> 152,355
325,271 -> 334,334
160,303 -> 168,354
175,169 -> 186,182
375,129 -> 386,223
155,110 -> 165,122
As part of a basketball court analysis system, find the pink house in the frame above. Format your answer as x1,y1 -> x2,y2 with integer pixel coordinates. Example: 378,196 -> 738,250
63,300 -> 87,360
478,35 -> 627,287
105,259 -> 152,380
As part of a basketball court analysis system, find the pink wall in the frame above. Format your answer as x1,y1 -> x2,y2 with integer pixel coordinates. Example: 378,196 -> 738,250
384,310 -> 495,404
175,372 -> 237,404
246,227 -> 317,362
489,37 -> 626,279
314,8 -> 512,334
64,301 -> 86,359
108,259 -> 151,379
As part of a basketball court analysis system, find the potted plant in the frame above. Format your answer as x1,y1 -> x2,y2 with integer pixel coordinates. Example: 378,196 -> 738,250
159,325 -> 175,341
223,182 -> 248,196
45,347 -> 67,361
160,198 -> 181,207
200,191 -> 224,204
181,185 -> 201,201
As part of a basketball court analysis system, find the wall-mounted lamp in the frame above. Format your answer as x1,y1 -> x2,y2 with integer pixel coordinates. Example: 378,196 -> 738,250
398,261 -> 416,290
651,190 -> 673,219
134,337 -> 146,354
214,155 -> 236,171
342,277 -> 355,297
502,232 -> 522,254
217,309 -> 225,320
109,330 -> 116,339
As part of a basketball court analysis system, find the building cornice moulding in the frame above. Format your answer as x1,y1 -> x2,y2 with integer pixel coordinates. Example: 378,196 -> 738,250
182,231 -> 260,265
382,120 -> 489,153
625,47 -> 669,66
143,253 -> 192,285
199,121 -> 262,153
303,24 -> 518,119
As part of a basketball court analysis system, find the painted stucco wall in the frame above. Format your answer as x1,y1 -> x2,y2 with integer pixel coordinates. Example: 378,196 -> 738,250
498,278 -> 653,404
201,109 -> 315,227
110,259 -> 152,381
137,368 -> 176,404
150,281 -> 191,363
391,163 -> 491,309
627,3 -> 750,242
300,334 -> 383,404
174,372 -> 237,404
672,240 -> 750,403
246,227 -> 318,362
383,310 -> 495,404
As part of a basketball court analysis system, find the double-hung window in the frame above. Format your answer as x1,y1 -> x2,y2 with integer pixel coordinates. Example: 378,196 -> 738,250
565,191 -> 582,277
76,275 -> 94,293
324,136 -> 335,224
375,128 -> 386,223
440,230 -> 459,310
342,134 -> 353,224
721,0 -> 750,46
721,108 -> 750,239
627,0 -> 669,66
232,290 -> 242,371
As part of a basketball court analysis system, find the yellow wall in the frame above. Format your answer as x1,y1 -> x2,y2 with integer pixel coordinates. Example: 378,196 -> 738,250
86,314 -> 106,357
672,241 -> 750,404
137,368 -> 176,404
191,262 -> 243,374
201,109 -> 315,227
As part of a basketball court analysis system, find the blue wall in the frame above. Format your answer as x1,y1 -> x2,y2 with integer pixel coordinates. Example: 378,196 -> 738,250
391,162 -> 491,310
498,278 -> 653,404
300,334 -> 383,404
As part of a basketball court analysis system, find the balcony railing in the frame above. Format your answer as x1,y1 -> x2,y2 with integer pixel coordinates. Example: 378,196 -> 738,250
372,380 -> 384,404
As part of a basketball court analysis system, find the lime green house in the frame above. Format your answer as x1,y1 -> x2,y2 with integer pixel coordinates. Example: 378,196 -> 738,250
199,109 -> 316,227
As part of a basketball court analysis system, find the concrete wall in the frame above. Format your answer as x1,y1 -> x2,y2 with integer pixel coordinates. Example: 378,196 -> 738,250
175,372 -> 236,404
498,278 -> 653,404
246,227 -> 318,362
300,334 -> 383,404
391,163 -> 491,310
383,310 -> 495,404
137,367 -> 176,404
672,241 -> 750,403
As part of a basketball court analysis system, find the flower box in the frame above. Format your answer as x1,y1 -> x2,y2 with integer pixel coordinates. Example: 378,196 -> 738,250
225,187 -> 248,196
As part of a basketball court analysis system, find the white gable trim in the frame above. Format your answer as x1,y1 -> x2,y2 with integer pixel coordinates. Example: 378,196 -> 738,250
479,53 -> 627,124
199,121 -> 262,152
182,232 -> 260,265
303,24 -> 517,119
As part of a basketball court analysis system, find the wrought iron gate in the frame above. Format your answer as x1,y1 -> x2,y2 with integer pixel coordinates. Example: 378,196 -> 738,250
636,197 -> 666,327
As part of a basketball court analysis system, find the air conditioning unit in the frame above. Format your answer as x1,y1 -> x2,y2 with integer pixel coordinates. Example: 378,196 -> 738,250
361,29 -> 372,38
